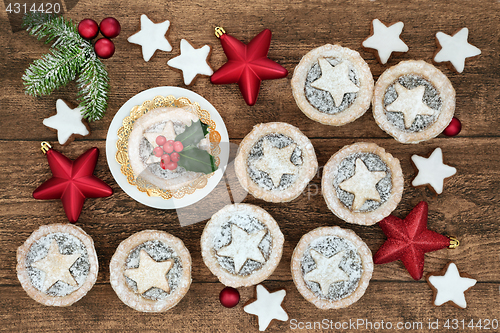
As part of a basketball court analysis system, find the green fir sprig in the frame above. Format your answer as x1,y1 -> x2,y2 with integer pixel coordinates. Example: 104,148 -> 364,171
22,13 -> 109,121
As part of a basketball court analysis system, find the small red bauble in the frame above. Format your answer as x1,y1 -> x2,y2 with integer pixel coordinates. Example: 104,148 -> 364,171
78,19 -> 99,40
443,117 -> 462,137
94,38 -> 115,59
100,17 -> 121,38
219,287 -> 240,308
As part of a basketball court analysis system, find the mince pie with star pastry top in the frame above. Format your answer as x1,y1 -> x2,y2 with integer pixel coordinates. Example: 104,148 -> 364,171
234,122 -> 318,202
322,142 -> 404,226
17,223 -> 99,306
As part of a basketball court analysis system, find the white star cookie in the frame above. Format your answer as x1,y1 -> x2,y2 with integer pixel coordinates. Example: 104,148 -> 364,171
412,148 -> 456,194
143,120 -> 177,164
386,83 -> 435,128
427,262 -> 476,309
362,19 -> 409,64
31,239 -> 80,291
244,284 -> 288,331
167,39 -> 213,85
254,139 -> 299,187
124,249 -> 173,294
43,99 -> 89,145
128,14 -> 172,62
434,28 -> 481,73
339,158 -> 386,211
216,224 -> 267,273
311,59 -> 359,107
304,249 -> 348,296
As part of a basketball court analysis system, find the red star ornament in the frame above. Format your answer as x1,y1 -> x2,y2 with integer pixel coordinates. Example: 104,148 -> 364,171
373,201 -> 453,280
210,27 -> 288,106
33,142 -> 113,223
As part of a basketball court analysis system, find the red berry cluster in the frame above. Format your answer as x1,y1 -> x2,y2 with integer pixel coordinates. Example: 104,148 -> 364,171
153,135 -> 184,170
78,17 -> 121,59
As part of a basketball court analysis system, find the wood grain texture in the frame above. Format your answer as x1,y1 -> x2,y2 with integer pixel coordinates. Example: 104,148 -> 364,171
1,0 -> 499,331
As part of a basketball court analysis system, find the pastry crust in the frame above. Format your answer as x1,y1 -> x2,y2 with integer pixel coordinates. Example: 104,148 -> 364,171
200,203 -> 284,287
322,142 -> 404,226
291,44 -> 374,126
109,230 -> 192,312
16,224 -> 98,307
234,122 -> 318,202
372,60 -> 455,144
291,226 -> 373,309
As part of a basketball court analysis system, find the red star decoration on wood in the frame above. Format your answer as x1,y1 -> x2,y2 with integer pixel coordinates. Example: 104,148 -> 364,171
210,28 -> 288,106
373,201 -> 451,280
33,146 -> 113,223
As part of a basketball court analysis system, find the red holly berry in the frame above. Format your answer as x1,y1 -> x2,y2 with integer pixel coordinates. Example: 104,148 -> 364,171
164,141 -> 174,154
170,152 -> 180,163
156,135 -> 167,146
94,38 -> 115,59
78,19 -> 99,40
161,154 -> 171,164
153,147 -> 163,157
99,17 -> 121,38
173,141 -> 184,152
165,161 -> 177,170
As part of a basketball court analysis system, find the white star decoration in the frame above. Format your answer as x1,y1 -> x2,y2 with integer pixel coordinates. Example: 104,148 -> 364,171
304,249 -> 348,296
362,19 -> 409,64
167,39 -> 213,85
339,158 -> 386,211
31,239 -> 80,291
412,148 -> 456,194
143,120 -> 177,164
254,140 -> 299,187
386,83 -> 435,128
311,58 -> 359,107
124,249 -> 173,294
43,99 -> 89,145
216,224 -> 267,274
244,284 -> 288,331
428,263 -> 476,308
128,14 -> 172,62
434,28 -> 481,73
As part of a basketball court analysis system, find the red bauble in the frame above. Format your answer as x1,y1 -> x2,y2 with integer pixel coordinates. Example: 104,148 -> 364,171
373,201 -> 451,280
210,28 -> 288,106
219,287 -> 240,308
100,17 -> 121,38
33,145 -> 113,223
95,38 -> 115,59
443,117 -> 462,136
78,19 -> 99,40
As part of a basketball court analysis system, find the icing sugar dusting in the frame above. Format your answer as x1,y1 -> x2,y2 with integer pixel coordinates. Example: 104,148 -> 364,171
301,236 -> 362,301
213,214 -> 272,276
125,241 -> 183,301
333,153 -> 392,212
26,233 -> 90,297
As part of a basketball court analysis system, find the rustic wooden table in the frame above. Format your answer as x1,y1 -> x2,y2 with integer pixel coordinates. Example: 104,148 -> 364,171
1,0 -> 499,331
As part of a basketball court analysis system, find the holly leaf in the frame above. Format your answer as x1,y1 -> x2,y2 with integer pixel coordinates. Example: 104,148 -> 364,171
178,147 -> 217,174
175,120 -> 207,147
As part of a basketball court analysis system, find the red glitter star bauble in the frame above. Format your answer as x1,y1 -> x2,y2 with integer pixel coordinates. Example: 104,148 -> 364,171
442,117 -> 462,137
210,27 -> 288,106
33,142 -> 113,223
373,201 -> 455,280
219,286 -> 240,308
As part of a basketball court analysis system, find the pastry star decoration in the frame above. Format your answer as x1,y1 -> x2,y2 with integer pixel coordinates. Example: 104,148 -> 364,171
31,239 -> 80,291
43,99 -> 89,145
254,140 -> 299,187
362,19 -> 409,64
412,148 -> 456,194
434,28 -> 481,73
339,158 -> 386,211
311,59 -> 359,107
244,284 -> 288,331
427,262 -> 476,309
124,249 -> 173,294
216,224 -> 267,273
167,39 -> 213,85
143,120 -> 177,164
386,83 -> 435,128
127,14 -> 172,62
304,250 -> 348,296
373,201 -> 451,280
